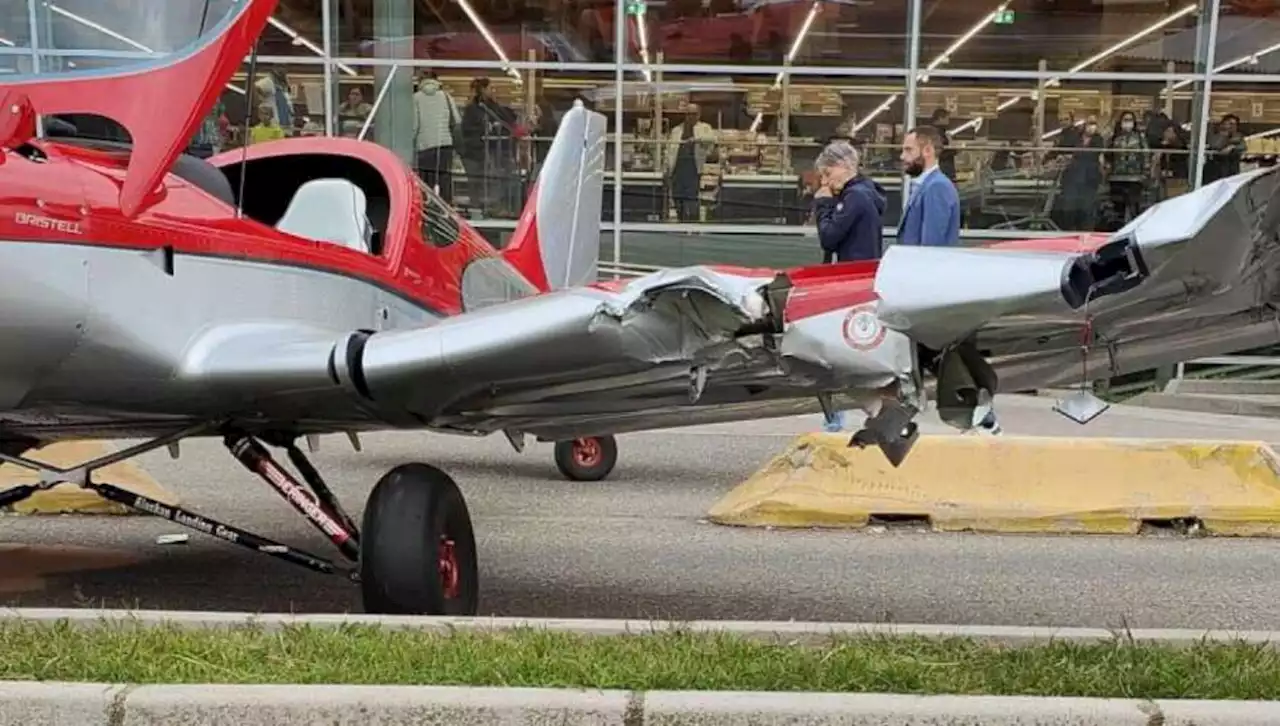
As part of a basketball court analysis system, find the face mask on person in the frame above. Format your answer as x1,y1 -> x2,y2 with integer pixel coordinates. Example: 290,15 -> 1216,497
1121,120 -> 1134,132
1085,124 -> 1098,134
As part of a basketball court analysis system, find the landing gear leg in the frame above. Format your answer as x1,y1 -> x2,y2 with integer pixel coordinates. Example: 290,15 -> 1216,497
553,435 -> 618,481
0,427 -> 481,616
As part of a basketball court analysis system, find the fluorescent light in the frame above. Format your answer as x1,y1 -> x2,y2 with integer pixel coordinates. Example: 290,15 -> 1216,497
45,3 -> 244,94
770,0 -> 821,90
852,94 -> 898,134
1167,40 -> 1280,91
47,3 -> 151,53
267,17 -> 356,76
633,10 -> 652,83
1247,126 -> 1280,140
954,4 -> 1198,135
1050,4 -> 1196,84
924,1 -> 1011,74
856,2 -> 1009,134
455,0 -> 522,84
0,37 -> 15,47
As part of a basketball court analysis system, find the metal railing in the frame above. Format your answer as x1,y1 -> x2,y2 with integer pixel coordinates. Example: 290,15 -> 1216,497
1173,356 -> 1280,382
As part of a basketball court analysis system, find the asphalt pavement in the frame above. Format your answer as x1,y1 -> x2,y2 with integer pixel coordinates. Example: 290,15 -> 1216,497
5,394 -> 1280,630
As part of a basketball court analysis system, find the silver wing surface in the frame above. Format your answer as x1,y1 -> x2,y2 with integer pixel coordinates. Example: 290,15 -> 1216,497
874,164 -> 1280,410
345,266 -> 917,441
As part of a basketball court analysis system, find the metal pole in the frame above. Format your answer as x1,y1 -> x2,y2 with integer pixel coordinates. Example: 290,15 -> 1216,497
1191,0 -> 1221,190
612,0 -> 625,278
26,0 -> 43,137
900,0 -> 923,222
359,64 -> 399,141
322,0 -> 335,137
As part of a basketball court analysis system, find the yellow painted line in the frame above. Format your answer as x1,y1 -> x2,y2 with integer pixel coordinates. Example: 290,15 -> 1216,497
0,441 -> 180,515
706,433 -> 1280,535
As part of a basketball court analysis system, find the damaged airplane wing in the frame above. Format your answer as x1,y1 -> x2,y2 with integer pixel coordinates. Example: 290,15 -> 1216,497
873,162 -> 1280,427
350,264 -> 917,439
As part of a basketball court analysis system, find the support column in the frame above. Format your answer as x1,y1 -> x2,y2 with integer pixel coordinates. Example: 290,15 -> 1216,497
899,0 -> 922,226
26,0 -> 42,136
373,0 -> 415,164
1190,0 -> 1221,190
323,0 -> 336,136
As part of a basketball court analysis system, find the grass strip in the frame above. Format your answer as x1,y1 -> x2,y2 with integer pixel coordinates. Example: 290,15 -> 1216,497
2,621 -> 1280,699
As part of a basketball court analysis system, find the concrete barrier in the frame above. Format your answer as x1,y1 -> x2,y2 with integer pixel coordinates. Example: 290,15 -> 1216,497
3,682 -> 1279,726
706,433 -> 1280,535
0,441 -> 179,515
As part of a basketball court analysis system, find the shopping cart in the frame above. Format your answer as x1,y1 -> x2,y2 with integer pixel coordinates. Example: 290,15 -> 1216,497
975,157 -> 1065,232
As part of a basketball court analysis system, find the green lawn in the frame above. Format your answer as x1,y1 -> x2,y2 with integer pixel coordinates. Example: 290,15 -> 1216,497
1,621 -> 1279,699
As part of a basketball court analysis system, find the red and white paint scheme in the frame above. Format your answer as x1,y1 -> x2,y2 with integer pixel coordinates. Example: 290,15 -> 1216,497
1,0 -> 1278,616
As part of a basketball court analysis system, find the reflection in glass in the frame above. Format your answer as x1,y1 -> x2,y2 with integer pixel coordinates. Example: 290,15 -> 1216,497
36,0 -> 240,57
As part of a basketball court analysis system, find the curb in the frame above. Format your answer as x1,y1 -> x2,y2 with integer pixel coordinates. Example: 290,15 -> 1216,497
2,682 -> 1278,725
5,607 -> 1280,648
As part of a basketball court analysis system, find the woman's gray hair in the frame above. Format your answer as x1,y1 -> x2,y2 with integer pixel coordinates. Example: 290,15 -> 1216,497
814,140 -> 859,172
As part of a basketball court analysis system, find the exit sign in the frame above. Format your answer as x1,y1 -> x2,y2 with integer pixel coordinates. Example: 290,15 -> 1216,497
993,8 -> 1015,23
625,0 -> 647,15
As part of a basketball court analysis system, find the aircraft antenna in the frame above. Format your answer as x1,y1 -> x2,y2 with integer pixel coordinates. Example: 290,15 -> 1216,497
235,35 -> 262,219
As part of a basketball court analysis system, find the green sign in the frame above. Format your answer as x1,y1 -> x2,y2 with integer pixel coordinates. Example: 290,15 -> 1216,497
625,0 -> 646,16
993,9 -> 1014,24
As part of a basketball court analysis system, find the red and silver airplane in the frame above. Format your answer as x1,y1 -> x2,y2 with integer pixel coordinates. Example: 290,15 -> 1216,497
1,0 -> 1278,616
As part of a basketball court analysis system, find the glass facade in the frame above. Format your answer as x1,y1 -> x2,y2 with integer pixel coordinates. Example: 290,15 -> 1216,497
6,0 -> 1280,269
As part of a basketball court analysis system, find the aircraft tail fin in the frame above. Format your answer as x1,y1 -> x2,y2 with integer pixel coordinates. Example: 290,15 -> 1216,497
502,101 -> 607,291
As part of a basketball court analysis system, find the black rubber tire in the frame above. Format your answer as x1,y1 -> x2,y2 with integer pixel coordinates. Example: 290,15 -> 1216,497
553,435 -> 618,481
359,463 -> 478,615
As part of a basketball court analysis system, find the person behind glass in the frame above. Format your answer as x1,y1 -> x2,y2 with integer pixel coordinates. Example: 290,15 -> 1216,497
1204,114 -> 1246,184
1155,123 -> 1189,201
928,108 -> 957,182
461,78 -> 517,217
810,140 -> 887,432
412,70 -> 462,204
248,104 -> 285,145
1105,110 -> 1151,227
1055,115 -> 1105,231
897,125 -> 961,246
664,103 -> 716,223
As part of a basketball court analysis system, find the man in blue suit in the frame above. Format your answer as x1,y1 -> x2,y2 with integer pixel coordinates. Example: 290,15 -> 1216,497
897,125 -> 961,247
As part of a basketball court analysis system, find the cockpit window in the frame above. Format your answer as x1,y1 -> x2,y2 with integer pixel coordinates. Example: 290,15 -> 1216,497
417,176 -> 462,248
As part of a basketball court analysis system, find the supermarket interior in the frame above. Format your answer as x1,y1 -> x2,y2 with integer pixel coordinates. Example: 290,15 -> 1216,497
4,0 -> 1280,268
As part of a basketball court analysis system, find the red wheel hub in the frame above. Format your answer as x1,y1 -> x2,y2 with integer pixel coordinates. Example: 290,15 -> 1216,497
572,437 -> 602,468
438,537 -> 460,599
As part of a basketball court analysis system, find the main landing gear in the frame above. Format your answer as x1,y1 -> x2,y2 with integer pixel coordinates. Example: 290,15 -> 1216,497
0,424 -> 479,616
553,435 -> 617,481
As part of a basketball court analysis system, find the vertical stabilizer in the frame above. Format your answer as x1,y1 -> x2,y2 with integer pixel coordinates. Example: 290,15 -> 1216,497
502,101 -> 607,291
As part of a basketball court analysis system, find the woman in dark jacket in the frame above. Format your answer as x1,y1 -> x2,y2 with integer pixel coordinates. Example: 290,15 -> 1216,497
460,78 -> 518,217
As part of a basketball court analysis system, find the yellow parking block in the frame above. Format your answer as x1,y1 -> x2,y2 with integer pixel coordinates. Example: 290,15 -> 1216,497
706,433 -> 1280,536
0,441 -> 179,515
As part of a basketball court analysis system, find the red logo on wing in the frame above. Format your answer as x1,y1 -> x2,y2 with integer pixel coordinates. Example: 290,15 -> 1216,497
842,307 -> 886,351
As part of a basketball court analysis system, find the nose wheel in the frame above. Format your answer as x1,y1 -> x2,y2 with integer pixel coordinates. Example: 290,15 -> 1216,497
553,435 -> 618,481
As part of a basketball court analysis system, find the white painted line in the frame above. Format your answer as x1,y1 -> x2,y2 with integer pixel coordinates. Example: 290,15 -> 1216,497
3,607 -> 1280,648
